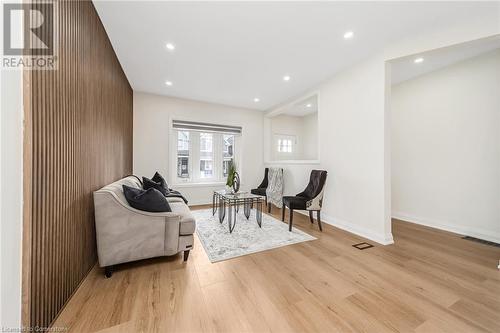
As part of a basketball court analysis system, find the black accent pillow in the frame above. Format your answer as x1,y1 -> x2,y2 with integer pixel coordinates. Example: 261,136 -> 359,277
144,172 -> 169,195
152,171 -> 168,187
122,185 -> 171,212
143,176 -> 169,196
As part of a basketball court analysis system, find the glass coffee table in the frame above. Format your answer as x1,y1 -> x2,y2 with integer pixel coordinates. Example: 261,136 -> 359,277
212,190 -> 264,233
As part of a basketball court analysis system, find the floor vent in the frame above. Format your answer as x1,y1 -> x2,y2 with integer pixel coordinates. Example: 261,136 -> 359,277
352,242 -> 374,250
462,236 -> 500,248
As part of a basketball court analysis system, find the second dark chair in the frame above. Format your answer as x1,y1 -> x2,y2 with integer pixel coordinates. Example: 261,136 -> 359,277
282,170 -> 328,232
251,168 -> 269,206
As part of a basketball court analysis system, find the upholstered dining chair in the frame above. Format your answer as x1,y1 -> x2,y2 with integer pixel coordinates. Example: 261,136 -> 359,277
251,168 -> 269,205
282,170 -> 327,232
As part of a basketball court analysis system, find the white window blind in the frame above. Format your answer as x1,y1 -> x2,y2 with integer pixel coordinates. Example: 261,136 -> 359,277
172,120 -> 242,135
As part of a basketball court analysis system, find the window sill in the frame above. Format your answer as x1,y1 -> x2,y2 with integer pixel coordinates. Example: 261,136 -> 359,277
172,181 -> 227,188
265,159 -> 320,165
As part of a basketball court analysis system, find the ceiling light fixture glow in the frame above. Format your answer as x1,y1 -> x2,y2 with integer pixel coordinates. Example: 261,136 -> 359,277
414,57 -> 424,64
254,98 -> 260,102
343,31 -> 354,39
166,43 -> 175,51
283,75 -> 291,81
165,80 -> 173,86
306,103 -> 312,108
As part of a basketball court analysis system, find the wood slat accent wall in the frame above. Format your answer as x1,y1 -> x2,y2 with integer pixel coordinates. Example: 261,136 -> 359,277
22,0 -> 133,328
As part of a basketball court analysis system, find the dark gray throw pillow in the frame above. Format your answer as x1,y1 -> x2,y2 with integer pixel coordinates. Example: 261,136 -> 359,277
143,171 -> 169,195
122,185 -> 171,212
143,176 -> 169,196
152,171 -> 169,189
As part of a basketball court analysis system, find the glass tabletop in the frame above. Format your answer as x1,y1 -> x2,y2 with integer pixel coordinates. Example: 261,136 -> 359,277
214,189 -> 263,200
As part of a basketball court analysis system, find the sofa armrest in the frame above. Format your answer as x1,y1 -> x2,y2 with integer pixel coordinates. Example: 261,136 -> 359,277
93,191 -> 181,267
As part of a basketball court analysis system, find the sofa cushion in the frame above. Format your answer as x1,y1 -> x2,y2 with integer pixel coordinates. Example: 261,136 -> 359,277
166,197 -> 185,203
123,185 -> 172,212
165,189 -> 189,204
169,201 -> 196,235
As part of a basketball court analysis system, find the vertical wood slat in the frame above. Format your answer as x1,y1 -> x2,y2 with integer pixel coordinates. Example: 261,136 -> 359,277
22,0 -> 133,328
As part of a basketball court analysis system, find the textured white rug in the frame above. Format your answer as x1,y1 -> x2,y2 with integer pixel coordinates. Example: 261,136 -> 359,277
193,208 -> 316,263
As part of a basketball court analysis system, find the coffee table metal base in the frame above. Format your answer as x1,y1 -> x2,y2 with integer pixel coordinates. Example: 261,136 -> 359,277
213,191 -> 263,233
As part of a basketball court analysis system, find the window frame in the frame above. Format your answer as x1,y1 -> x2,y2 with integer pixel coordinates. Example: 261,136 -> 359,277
278,138 -> 293,153
169,123 -> 240,186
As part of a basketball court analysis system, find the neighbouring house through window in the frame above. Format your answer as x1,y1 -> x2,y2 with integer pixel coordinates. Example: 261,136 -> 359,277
177,131 -> 190,178
172,120 -> 241,184
222,134 -> 234,177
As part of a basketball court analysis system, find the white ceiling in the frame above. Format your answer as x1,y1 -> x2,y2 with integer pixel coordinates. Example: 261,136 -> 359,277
391,35 -> 500,84
281,95 -> 318,117
93,1 -> 499,111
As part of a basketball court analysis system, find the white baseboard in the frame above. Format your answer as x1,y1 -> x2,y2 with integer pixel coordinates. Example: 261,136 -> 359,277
296,210 -> 393,245
188,200 -> 212,207
188,202 -> 394,246
322,214 -> 394,245
392,211 -> 500,244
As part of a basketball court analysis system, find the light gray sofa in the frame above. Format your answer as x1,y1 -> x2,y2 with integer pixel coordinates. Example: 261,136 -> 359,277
93,176 -> 195,277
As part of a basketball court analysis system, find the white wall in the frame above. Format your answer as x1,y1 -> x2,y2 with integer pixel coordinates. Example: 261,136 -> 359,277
269,113 -> 318,161
270,114 -> 303,160
266,55 -> 393,245
264,17 -> 499,245
391,49 -> 500,243
0,68 -> 24,329
318,56 -> 391,244
133,92 -> 264,205
302,112 -> 318,160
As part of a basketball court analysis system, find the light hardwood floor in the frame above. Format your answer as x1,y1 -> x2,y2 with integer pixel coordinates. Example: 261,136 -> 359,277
53,205 -> 500,333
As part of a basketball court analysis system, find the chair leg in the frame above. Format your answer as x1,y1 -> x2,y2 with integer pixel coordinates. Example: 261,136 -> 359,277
183,250 -> 190,262
309,211 -> 314,223
317,211 -> 323,232
268,202 -> 272,214
282,205 -> 285,221
289,209 -> 294,231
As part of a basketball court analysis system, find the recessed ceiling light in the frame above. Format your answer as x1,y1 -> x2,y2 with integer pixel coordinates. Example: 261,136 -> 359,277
254,98 -> 260,102
414,57 -> 424,64
166,43 -> 175,51
165,80 -> 173,86
283,75 -> 291,81
306,103 -> 312,108
343,31 -> 354,39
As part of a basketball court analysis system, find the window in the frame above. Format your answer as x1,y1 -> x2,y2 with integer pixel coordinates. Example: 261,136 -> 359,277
222,135 -> 234,177
173,130 -> 237,183
200,133 -> 213,152
278,138 -> 293,153
177,131 -> 190,178
199,133 -> 213,178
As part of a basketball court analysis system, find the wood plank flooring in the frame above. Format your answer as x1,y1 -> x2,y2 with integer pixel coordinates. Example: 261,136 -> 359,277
52,205 -> 500,332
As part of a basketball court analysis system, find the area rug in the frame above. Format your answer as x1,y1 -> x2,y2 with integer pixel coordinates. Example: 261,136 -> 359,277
192,208 -> 316,263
